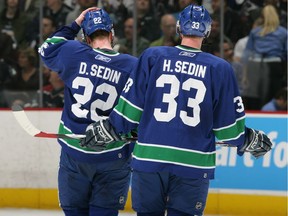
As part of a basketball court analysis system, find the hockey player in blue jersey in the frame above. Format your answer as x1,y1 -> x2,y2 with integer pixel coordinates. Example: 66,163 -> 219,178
38,7 -> 137,216
80,4 -> 273,216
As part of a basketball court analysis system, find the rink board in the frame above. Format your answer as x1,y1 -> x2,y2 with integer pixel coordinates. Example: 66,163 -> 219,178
0,110 -> 287,215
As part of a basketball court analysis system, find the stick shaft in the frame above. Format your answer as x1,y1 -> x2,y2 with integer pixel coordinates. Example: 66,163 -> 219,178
11,105 -> 234,146
12,105 -> 85,139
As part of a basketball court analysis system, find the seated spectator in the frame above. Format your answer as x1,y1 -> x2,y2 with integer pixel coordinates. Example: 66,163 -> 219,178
42,70 -> 65,108
97,0 -> 133,14
34,0 -> 71,48
27,15 -> 57,50
0,0 -> 30,49
135,0 -> 161,42
212,39 -> 245,94
19,0 -> 40,23
3,47 -> 45,107
172,0 -> 201,20
150,13 -> 180,47
0,32 -> 17,107
25,68 -> 65,108
211,0 -> 244,44
233,17 -> 263,63
42,64 -> 53,90
43,0 -> 73,29
110,0 -> 129,38
202,14 -> 232,54
114,17 -> 150,57
238,0 -> 261,36
65,0 -> 96,25
0,30 -> 18,67
153,0 -> 175,18
249,0 -> 287,28
242,4 -> 287,110
42,16 -> 57,40
261,87 -> 287,111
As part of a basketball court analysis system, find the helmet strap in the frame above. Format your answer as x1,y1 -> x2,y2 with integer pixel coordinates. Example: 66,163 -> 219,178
176,20 -> 181,35
86,36 -> 92,45
110,28 -> 115,48
81,28 -> 88,43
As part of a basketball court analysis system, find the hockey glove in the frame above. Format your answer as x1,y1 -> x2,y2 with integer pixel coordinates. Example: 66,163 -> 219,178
80,119 -> 121,151
240,127 -> 273,159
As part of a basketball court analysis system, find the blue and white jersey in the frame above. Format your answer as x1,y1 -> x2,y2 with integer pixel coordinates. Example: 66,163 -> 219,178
39,22 -> 137,163
110,45 -> 246,179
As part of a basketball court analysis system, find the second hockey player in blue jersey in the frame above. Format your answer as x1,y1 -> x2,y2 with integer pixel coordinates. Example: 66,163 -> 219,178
80,4 -> 273,216
38,7 -> 137,216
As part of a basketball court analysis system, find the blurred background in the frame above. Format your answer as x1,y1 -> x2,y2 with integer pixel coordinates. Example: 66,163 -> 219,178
0,0 -> 287,215
0,0 -> 287,111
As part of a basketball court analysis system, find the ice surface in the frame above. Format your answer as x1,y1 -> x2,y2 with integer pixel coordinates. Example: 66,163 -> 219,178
0,209 -> 136,216
0,208 -> 221,215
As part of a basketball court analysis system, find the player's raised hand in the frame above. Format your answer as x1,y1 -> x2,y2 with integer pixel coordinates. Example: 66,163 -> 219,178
240,127 -> 273,159
75,7 -> 99,26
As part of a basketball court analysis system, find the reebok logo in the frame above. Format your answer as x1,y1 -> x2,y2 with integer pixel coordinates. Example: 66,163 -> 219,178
251,142 -> 257,149
96,125 -> 110,141
95,54 -> 111,62
179,51 -> 196,57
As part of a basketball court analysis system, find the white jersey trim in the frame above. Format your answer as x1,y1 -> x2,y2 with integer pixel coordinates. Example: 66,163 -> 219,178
213,115 -> 246,131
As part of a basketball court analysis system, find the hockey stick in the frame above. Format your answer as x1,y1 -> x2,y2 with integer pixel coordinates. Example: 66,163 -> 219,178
11,104 -> 137,141
11,104 -> 233,146
12,104 -> 85,139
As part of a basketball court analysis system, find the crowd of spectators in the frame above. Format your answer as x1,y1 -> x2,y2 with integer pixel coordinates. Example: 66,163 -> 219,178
0,0 -> 287,111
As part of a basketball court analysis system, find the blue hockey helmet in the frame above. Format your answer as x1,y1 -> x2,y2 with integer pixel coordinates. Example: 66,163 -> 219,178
81,9 -> 113,36
177,4 -> 212,38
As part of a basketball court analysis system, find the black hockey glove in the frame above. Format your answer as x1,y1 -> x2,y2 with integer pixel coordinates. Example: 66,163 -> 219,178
80,119 -> 121,151
240,127 -> 273,159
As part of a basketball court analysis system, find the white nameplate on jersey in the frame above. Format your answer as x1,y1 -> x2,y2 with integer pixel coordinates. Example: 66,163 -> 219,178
163,59 -> 206,78
79,62 -> 121,84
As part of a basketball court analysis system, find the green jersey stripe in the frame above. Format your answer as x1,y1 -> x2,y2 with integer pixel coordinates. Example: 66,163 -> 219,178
114,96 -> 143,123
58,122 -> 128,154
113,109 -> 139,124
176,45 -> 202,52
213,117 -> 245,141
119,96 -> 143,111
93,48 -> 120,56
133,142 -> 216,168
45,36 -> 67,44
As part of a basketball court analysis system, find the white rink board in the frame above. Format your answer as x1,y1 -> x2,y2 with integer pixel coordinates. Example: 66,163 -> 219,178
0,110 -> 286,215
0,110 -> 61,188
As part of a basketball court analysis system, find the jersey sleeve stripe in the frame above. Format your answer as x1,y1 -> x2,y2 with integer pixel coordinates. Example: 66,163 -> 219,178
113,96 -> 143,123
113,109 -> 140,124
119,96 -> 143,111
45,36 -> 67,44
132,142 -> 216,168
213,117 -> 245,141
213,116 -> 245,131
58,122 -> 129,154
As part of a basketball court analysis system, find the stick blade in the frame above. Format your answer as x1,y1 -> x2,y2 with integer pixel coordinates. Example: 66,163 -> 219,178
12,104 -> 41,137
11,105 -> 85,140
